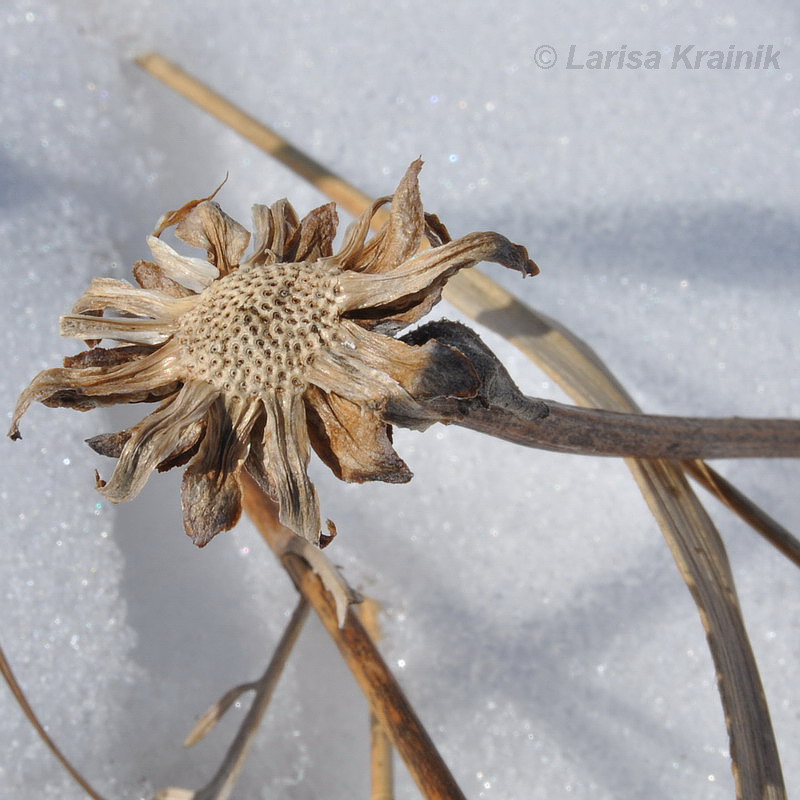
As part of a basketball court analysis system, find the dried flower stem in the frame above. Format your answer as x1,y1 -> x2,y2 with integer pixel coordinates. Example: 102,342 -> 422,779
359,598 -> 395,800
446,397 -> 800,459
240,472 -> 466,800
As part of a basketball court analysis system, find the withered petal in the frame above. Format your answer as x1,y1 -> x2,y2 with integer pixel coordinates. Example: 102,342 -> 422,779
60,313 -> 176,346
256,390 -> 321,545
132,260 -> 196,298
8,340 -> 185,439
423,211 -> 452,248
338,231 -> 538,315
63,344 -> 159,369
100,382 -> 216,504
304,385 -> 412,484
356,159 -> 426,274
246,199 -> 300,266
151,180 -> 227,238
181,395 -> 262,547
175,200 -> 251,276
335,195 -> 391,270
71,277 -> 197,320
147,235 -> 219,292
86,429 -> 133,458
285,202 -> 338,262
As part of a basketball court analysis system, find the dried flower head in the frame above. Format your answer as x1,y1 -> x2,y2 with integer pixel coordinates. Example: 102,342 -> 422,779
9,160 -> 537,547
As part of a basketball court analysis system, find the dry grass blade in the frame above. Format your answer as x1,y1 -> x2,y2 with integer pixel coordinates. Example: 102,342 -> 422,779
134,53 -> 791,798
359,598 -> 395,800
157,597 -> 310,800
0,642 -> 108,800
685,460 -> 800,568
240,472 -> 466,800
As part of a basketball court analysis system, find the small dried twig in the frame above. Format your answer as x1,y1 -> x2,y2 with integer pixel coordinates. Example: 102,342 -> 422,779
157,597 -> 309,800
359,598 -> 395,800
240,472 -> 466,800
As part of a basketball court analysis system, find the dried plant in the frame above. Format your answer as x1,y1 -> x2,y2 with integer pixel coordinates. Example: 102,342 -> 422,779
3,52 -> 798,800
8,160 -> 536,547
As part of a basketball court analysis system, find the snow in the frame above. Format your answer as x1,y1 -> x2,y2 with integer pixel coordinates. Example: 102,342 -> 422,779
1,1 -> 798,798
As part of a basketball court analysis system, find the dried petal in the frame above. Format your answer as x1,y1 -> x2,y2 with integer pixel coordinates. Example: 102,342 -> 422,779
305,386 -> 412,483
175,200 -> 250,276
338,231 -> 538,316
335,195 -> 391,269
100,382 -> 216,504
181,396 -> 261,546
60,313 -> 175,346
357,159 -> 425,273
63,344 -> 157,369
259,390 -> 321,545
72,277 -> 197,319
246,200 -> 299,266
132,260 -> 196,298
285,202 -> 338,261
9,340 -> 184,439
147,235 -> 219,292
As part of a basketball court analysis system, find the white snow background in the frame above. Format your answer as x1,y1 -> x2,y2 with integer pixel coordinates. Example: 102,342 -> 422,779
1,1 -> 798,798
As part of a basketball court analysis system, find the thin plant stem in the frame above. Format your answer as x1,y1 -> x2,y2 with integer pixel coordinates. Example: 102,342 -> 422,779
359,598 -> 395,800
684,460 -> 800,568
181,597 -> 310,800
240,472 -> 467,800
447,397 -> 800,459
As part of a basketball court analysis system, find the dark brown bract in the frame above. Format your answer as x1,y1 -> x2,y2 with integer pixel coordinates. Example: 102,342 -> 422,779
9,160 -> 537,547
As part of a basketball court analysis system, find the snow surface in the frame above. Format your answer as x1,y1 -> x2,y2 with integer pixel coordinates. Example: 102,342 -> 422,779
1,1 -> 798,798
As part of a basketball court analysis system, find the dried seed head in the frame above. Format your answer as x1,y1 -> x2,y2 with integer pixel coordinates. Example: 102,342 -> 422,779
9,160 -> 538,547
176,260 -> 341,396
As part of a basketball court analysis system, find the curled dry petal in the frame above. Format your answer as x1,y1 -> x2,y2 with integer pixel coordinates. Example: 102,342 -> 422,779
246,199 -> 300,266
71,277 -> 197,320
259,391 -> 321,545
304,385 -> 412,483
181,395 -> 261,546
338,231 -> 538,318
101,382 -> 216,504
285,203 -> 338,262
147,235 -> 219,292
175,200 -> 251,276
60,313 -> 177,345
9,341 -> 184,439
356,158 -> 426,274
132,260 -> 196,298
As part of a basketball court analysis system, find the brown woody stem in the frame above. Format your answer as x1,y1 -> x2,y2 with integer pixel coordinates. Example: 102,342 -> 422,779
451,398 -> 800,460
359,598 -> 395,800
240,472 -> 467,800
